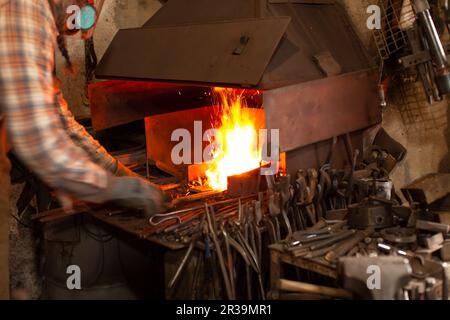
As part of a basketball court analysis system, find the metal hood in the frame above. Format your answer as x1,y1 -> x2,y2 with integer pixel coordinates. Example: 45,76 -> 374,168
95,0 -> 372,89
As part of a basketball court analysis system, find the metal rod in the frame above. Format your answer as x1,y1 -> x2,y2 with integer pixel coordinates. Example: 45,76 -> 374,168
168,236 -> 198,289
205,204 -> 234,300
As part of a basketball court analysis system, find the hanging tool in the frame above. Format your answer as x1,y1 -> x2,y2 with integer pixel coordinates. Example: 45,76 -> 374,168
205,204 -> 234,300
399,0 -> 450,102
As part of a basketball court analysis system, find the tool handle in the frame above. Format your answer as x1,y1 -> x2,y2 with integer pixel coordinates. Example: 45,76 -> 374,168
325,227 -> 374,262
416,220 -> 450,234
279,279 -> 352,299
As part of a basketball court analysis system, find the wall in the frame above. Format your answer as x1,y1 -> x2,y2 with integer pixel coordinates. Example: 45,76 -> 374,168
57,0 -> 162,118
341,0 -> 449,190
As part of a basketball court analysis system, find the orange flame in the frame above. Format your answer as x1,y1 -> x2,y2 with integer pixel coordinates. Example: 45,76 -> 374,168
205,88 -> 262,191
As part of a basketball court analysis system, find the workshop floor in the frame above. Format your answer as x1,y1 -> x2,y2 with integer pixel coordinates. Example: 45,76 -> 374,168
9,184 -> 42,299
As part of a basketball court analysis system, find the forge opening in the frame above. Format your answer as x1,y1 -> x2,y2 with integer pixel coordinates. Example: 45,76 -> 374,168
204,88 -> 265,191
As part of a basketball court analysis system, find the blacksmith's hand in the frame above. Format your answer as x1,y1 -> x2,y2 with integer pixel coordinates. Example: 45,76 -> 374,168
110,159 -> 140,178
106,176 -> 165,217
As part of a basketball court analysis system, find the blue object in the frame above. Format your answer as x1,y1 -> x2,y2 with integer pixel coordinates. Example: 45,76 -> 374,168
80,5 -> 97,31
205,236 -> 212,258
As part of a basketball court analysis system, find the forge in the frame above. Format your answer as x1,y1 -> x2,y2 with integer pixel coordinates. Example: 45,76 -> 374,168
90,0 -> 381,188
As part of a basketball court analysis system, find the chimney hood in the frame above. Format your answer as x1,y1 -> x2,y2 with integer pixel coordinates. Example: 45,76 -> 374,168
91,0 -> 381,155
95,0 -> 372,89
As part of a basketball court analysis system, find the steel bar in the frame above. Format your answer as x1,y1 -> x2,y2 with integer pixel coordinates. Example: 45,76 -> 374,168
168,234 -> 199,289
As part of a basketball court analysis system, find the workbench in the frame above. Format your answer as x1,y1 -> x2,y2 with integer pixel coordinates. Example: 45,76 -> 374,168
32,201 -> 189,250
34,203 -> 196,299
269,243 -> 340,299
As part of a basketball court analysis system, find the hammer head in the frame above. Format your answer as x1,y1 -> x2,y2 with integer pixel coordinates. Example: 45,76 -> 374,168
338,256 -> 412,300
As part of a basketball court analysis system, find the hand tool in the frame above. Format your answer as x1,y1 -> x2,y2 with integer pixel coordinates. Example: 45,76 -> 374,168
377,242 -> 425,265
396,0 -> 450,102
292,178 -> 307,230
279,279 -> 353,299
33,202 -> 94,222
243,217 -> 253,300
325,227 -> 375,262
309,230 -> 356,251
228,234 -> 255,299
292,220 -> 345,238
304,244 -> 339,259
308,219 -> 328,231
152,198 -> 241,226
149,214 -> 182,227
416,220 -> 450,234
254,200 -> 263,225
414,0 -> 450,96
203,231 -> 219,299
324,136 -> 338,166
442,262 -> 449,300
272,215 -> 282,242
268,192 -> 285,240
163,213 -> 202,233
246,213 -> 258,269
306,169 -> 319,224
289,232 -> 342,249
344,133 -> 360,206
446,0 -> 450,33
228,236 -> 254,271
317,168 -> 331,219
205,204 -> 234,299
294,173 -> 313,227
172,190 -> 223,206
441,240 -> 450,261
290,206 -> 304,232
221,222 -> 236,297
346,245 -> 360,257
290,230 -> 356,258
407,27 -> 440,103
252,221 -> 263,271
235,231 -> 263,281
279,175 -> 293,236
265,217 -> 277,244
190,249 -> 203,299
238,199 -> 244,225
235,220 -> 265,299
168,232 -> 200,289
380,227 -> 417,245
150,195 -> 258,236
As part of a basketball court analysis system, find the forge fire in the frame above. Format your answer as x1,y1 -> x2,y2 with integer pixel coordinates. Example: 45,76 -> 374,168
205,88 -> 263,191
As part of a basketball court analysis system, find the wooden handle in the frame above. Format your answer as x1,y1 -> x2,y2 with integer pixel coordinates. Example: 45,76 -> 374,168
279,279 -> 352,299
325,227 -> 374,262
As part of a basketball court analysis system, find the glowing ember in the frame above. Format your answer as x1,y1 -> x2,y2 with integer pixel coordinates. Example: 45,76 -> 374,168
205,88 -> 262,191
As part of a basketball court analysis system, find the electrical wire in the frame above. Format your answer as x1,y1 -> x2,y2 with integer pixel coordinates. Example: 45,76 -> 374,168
10,213 -> 33,229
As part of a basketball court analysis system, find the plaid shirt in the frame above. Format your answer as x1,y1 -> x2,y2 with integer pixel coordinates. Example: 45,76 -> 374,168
0,0 -> 116,198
